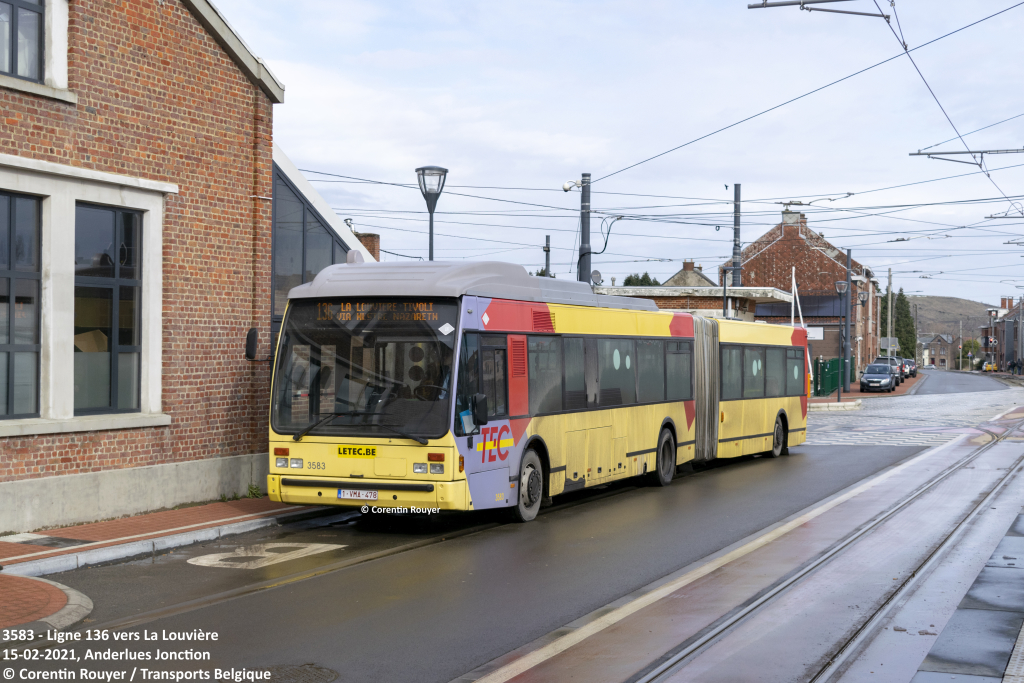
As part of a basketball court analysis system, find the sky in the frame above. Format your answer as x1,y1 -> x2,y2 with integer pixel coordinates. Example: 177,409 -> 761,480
214,0 -> 1024,304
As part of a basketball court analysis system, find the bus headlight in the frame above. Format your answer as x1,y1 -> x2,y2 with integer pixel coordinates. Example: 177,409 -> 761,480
276,457 -> 288,468
290,458 -> 303,468
413,463 -> 428,474
430,464 -> 444,474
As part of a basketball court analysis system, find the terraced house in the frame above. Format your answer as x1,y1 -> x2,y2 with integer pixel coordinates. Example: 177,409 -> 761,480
0,0 -> 371,533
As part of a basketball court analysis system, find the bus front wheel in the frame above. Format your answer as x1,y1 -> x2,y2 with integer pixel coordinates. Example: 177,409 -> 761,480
648,429 -> 675,487
511,450 -> 544,523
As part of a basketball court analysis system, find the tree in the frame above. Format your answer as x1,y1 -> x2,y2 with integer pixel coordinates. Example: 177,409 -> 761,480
894,288 -> 917,361
623,272 -> 661,286
530,268 -> 554,278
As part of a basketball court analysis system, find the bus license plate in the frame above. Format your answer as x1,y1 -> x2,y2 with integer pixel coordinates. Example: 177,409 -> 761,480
338,489 -> 378,500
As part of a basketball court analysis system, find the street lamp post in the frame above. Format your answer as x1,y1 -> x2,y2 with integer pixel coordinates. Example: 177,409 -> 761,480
415,166 -> 448,261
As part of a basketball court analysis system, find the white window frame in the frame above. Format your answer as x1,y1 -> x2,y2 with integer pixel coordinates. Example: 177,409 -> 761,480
0,0 -> 75,104
0,153 -> 176,436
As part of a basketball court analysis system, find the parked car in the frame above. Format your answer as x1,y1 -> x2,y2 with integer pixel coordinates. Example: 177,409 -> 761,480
873,356 -> 902,385
984,361 -> 997,372
905,359 -> 917,377
861,364 -> 897,393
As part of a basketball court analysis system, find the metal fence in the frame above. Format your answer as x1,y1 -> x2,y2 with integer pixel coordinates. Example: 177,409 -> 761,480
814,357 -> 847,397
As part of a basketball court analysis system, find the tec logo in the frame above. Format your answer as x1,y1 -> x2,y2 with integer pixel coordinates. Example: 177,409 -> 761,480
477,424 -> 513,462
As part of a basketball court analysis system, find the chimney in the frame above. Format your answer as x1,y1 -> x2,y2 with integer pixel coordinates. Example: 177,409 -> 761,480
354,232 -> 380,261
683,260 -> 694,272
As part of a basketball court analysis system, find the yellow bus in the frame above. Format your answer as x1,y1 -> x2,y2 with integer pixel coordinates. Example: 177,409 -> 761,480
260,261 -> 808,522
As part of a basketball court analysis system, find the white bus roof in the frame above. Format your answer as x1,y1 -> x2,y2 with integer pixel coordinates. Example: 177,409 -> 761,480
288,261 -> 660,312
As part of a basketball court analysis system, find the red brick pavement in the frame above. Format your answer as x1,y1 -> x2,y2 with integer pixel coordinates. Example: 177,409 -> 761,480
0,575 -> 67,628
0,498 -> 309,567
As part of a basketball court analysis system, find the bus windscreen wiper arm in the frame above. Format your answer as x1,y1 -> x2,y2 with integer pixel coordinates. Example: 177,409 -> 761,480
292,410 -> 373,442
374,422 -> 429,445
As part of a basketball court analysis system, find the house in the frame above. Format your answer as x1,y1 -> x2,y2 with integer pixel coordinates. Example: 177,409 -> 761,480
921,334 -> 958,368
663,261 -> 717,287
982,296 -> 1023,370
723,210 -> 880,376
0,0 -> 371,533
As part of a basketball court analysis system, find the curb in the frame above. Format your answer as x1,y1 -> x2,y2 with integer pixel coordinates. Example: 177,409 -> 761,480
34,576 -> 94,629
1,506 -> 328,578
808,399 -> 862,412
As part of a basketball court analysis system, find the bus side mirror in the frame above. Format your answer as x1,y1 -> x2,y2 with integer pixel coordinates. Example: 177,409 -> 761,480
245,328 -> 258,361
472,393 -> 489,426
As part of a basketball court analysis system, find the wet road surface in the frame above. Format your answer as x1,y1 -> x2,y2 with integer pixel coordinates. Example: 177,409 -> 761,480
914,369 -> 1006,395
51,445 -> 925,683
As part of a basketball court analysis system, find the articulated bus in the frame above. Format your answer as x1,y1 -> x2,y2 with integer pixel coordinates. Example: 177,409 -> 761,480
264,261 -> 808,522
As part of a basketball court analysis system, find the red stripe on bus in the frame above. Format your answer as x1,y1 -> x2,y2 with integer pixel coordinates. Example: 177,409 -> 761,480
669,312 -> 694,337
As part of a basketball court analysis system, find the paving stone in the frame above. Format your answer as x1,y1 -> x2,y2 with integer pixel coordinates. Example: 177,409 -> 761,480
911,673 -> 1003,683
919,608 -> 1024,677
959,567 -> 1024,613
986,537 -> 1024,568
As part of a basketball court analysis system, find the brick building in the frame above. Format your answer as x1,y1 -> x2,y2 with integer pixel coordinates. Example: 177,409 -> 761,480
723,210 -> 881,375
0,0 -> 371,533
982,297 -> 1023,371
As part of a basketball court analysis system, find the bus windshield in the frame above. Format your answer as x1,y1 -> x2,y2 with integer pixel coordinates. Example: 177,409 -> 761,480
272,298 -> 459,440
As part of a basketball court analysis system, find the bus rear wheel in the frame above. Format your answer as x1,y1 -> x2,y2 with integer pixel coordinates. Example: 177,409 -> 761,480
768,417 -> 785,458
510,450 -> 544,523
648,429 -> 675,487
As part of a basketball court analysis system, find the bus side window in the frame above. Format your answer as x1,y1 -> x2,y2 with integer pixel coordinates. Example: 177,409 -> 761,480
666,341 -> 691,401
454,334 -> 480,435
564,338 -> 586,410
721,345 -> 742,400
528,336 -> 563,414
743,346 -> 765,398
765,347 -> 785,397
786,348 -> 805,396
637,339 -> 665,403
597,338 -> 636,406
482,346 -> 508,417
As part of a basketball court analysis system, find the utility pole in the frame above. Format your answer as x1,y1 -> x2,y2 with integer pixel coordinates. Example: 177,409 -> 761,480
578,173 -> 592,283
914,303 -> 919,365
959,319 -> 963,371
544,235 -> 551,277
732,184 -> 742,287
887,268 -> 893,357
844,249 -> 852,392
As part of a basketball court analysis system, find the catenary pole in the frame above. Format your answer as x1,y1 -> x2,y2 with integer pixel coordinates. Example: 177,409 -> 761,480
544,235 -> 551,277
960,319 -> 963,371
578,173 -> 592,283
888,268 -> 893,357
733,184 -> 742,287
844,249 -> 852,392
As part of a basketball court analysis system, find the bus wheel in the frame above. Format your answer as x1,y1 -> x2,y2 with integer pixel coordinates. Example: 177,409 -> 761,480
769,417 -> 785,458
511,450 -> 543,523
648,430 -> 675,487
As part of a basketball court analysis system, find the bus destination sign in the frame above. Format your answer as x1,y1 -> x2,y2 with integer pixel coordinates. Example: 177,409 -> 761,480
316,301 -> 441,323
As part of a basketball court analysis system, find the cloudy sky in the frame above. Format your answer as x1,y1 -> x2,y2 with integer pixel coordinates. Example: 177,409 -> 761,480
215,0 -> 1024,304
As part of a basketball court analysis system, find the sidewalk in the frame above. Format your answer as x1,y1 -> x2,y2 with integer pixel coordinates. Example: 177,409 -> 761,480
0,497 -> 323,630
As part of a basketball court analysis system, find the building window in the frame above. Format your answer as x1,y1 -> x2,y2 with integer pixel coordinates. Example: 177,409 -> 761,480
272,168 -> 350,324
73,204 -> 141,414
0,191 -> 40,418
0,0 -> 43,82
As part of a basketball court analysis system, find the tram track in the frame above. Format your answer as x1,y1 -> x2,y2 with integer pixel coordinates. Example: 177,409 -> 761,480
633,415 -> 1024,683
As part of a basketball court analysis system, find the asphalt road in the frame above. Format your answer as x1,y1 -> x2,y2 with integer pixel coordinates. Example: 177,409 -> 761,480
914,368 -> 1007,395
52,444 -> 926,683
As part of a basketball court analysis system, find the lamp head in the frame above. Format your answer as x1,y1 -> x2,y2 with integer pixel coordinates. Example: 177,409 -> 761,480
835,281 -> 848,295
563,180 -> 579,192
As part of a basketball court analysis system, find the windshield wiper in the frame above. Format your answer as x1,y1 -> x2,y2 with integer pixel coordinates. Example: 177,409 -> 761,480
292,410 -> 374,442
373,422 -> 429,445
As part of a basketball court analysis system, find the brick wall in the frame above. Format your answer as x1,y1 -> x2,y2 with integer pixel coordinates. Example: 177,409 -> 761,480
355,232 -> 380,261
0,0 -> 273,484
650,296 -> 751,314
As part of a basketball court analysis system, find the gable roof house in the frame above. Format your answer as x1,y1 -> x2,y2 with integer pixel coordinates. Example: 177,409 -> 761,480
722,210 -> 881,375
0,0 -> 366,533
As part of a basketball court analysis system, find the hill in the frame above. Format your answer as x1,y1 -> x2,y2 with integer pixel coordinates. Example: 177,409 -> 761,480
907,295 -> 996,339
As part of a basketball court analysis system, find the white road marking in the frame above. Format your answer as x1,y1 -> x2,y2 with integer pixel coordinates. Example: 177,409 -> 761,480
187,543 -> 345,569
473,433 -> 969,683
